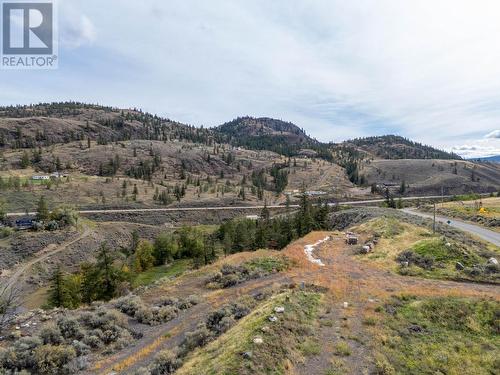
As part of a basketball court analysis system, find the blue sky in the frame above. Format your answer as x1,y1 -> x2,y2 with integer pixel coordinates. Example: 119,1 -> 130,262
2,0 -> 500,157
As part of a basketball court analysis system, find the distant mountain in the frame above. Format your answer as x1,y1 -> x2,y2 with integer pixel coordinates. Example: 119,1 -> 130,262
340,135 -> 461,160
216,116 -> 332,159
469,155 -> 500,163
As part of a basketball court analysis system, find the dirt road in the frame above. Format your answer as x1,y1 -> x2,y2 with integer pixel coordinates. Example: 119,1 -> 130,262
4,226 -> 92,290
5,194 -> 475,218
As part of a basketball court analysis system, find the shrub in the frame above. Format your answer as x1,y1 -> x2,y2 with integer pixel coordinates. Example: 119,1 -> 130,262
82,334 -> 103,349
334,342 -> 351,356
57,317 -> 83,340
34,345 -> 76,375
150,350 -> 182,375
3,337 -> 42,369
45,220 -> 60,231
71,340 -> 91,356
134,306 -> 156,325
180,324 -> 213,356
397,250 -> 434,270
206,307 -> 232,334
374,357 -> 396,375
39,324 -> 64,345
0,227 -> 12,239
158,306 -> 179,322
114,295 -> 145,316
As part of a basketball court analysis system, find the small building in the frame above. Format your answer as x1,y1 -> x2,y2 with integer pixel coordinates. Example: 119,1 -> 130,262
50,172 -> 68,178
246,215 -> 260,220
306,191 -> 327,196
32,175 -> 50,181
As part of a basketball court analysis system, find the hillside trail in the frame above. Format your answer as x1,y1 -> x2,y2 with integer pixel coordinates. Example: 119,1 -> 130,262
94,231 -> 499,375
3,225 -> 92,291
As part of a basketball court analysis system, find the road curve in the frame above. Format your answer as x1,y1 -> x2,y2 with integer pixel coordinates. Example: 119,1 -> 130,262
5,194 -> 463,217
4,226 -> 92,290
403,209 -> 500,247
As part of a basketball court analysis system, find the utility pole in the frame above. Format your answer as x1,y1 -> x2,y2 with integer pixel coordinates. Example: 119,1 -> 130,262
433,202 -> 436,233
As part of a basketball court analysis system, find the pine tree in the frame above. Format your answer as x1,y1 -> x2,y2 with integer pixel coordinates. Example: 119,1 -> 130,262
48,266 -> 65,307
20,151 -> 30,169
36,195 -> 50,221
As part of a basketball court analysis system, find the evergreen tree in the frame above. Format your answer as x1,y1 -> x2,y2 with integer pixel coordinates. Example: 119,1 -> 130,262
48,266 -> 65,307
36,195 -> 50,221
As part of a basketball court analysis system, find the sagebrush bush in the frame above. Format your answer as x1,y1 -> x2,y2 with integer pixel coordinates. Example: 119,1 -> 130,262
34,344 -> 76,375
57,317 -> 83,340
40,324 -> 64,345
114,295 -> 145,316
180,324 -> 213,356
150,349 -> 181,375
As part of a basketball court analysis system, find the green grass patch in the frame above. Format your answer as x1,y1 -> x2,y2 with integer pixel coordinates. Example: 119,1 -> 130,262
244,256 -> 291,273
412,238 -> 479,266
132,259 -> 191,287
373,296 -> 500,375
333,341 -> 351,357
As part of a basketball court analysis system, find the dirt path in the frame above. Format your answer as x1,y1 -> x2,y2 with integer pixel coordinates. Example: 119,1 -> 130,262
4,226 -> 92,291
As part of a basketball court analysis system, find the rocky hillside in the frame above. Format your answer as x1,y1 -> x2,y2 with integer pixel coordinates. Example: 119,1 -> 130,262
216,117 -> 332,159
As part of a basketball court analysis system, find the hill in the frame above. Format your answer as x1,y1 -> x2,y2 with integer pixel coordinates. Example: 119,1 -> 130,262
341,135 -> 461,160
216,117 -> 332,159
360,159 -> 500,195
0,102 -> 213,149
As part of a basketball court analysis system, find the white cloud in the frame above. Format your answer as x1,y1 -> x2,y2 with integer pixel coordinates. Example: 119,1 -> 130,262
60,1 -> 97,49
2,0 -> 500,152
486,130 -> 500,139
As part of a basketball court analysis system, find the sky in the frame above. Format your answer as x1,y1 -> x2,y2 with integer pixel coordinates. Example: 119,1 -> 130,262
1,0 -> 500,158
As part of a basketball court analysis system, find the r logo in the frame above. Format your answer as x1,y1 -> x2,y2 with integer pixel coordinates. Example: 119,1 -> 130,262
2,2 -> 53,55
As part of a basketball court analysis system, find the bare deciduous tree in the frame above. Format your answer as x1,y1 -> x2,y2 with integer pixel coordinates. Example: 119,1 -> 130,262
0,283 -> 21,333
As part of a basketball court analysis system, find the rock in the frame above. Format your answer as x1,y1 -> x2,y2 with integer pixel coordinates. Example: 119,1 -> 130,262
488,258 -> 499,265
242,351 -> 253,359
455,262 -> 465,271
360,246 -> 371,254
268,315 -> 278,323
253,337 -> 264,345
400,261 -> 409,268
408,324 -> 424,334
261,326 -> 271,333
445,243 -> 452,247
274,306 -> 285,313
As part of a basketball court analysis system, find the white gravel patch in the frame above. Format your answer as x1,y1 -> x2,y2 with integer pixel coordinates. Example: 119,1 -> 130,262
304,236 -> 330,266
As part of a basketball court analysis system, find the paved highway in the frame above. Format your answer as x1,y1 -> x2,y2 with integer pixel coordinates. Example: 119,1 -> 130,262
5,194 -> 459,217
403,208 -> 500,247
